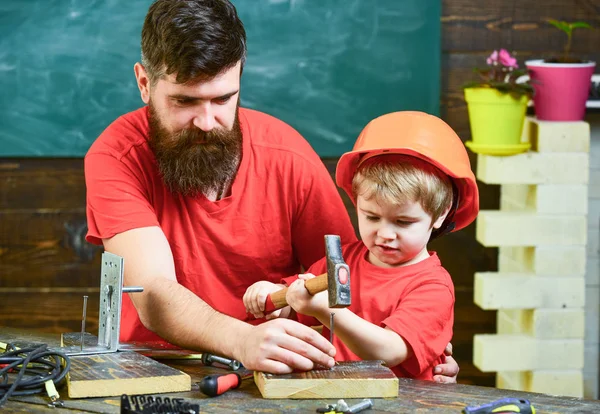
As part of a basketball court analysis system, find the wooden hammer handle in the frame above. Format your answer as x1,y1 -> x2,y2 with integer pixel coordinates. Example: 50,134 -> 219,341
264,272 -> 327,313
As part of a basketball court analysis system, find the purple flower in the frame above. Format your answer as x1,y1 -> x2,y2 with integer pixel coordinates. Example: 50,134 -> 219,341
498,49 -> 518,68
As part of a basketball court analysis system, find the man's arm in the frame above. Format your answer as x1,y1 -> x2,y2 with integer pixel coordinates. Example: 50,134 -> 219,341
104,226 -> 336,373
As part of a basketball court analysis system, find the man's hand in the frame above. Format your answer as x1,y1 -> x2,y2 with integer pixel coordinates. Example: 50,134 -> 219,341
433,342 -> 459,383
235,318 -> 336,374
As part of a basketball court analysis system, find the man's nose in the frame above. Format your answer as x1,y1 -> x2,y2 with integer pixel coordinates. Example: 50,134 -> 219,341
192,104 -> 216,132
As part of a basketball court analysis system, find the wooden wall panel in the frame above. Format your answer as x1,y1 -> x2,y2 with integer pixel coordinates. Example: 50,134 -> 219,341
0,160 -> 102,337
442,0 -> 600,54
1,0 -> 598,388
0,161 -> 102,288
0,291 -> 99,334
0,159 -> 87,209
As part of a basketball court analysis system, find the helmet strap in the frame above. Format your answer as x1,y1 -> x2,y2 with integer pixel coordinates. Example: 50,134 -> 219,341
430,180 -> 459,241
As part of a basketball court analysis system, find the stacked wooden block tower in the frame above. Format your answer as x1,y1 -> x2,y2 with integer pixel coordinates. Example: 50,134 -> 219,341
472,117 -> 590,398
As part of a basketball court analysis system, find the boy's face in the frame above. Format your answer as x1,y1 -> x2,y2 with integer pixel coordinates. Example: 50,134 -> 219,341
357,195 -> 447,268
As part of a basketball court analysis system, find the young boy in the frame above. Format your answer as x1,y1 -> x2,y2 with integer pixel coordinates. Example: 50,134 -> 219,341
243,111 -> 479,380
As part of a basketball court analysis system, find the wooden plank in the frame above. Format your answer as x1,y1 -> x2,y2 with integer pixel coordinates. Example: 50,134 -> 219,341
474,334 -> 584,372
475,273 -> 585,309
65,351 -> 191,398
254,360 -> 398,399
477,211 -> 587,246
530,370 -> 584,398
60,329 -> 191,399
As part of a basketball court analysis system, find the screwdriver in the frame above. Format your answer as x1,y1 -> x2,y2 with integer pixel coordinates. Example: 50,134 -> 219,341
198,372 -> 242,397
462,397 -> 536,414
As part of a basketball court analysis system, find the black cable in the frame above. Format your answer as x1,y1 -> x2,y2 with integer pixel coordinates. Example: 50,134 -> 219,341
0,343 -> 70,407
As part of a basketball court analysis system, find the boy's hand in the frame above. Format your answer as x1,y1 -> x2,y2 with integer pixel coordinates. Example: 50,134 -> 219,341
243,281 -> 290,320
286,273 -> 329,317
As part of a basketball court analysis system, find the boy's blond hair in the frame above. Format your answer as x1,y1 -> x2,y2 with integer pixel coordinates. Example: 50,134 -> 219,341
351,154 -> 454,226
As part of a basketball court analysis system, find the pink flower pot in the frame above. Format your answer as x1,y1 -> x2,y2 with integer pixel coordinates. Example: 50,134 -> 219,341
525,59 -> 595,121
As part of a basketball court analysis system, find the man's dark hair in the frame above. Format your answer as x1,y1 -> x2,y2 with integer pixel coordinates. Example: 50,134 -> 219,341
141,0 -> 246,84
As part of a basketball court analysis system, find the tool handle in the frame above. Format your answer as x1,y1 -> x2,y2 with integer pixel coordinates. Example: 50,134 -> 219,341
199,373 -> 242,397
264,272 -> 327,313
462,398 -> 534,414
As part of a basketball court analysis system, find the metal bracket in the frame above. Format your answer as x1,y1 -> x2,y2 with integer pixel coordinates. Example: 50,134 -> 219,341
60,252 -> 143,356
98,251 -> 124,351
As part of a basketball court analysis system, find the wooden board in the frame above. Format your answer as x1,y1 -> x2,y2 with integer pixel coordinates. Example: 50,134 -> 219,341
66,351 -> 191,399
60,333 -> 191,398
254,360 -> 398,399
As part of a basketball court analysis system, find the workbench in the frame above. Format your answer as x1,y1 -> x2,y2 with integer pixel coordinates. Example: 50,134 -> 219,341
2,330 -> 600,413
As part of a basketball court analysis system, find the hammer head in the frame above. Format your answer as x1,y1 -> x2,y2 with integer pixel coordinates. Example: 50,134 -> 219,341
324,235 -> 351,308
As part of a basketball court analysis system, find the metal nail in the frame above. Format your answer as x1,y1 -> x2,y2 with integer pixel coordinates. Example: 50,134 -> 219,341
330,312 -> 335,344
80,295 -> 88,351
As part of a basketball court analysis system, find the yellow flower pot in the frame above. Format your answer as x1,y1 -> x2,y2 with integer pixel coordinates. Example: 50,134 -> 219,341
464,87 -> 530,156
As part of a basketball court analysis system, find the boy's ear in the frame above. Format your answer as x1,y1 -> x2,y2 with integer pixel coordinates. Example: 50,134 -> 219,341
432,205 -> 452,230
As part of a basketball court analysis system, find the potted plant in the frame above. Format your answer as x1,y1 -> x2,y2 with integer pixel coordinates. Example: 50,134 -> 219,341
526,20 -> 595,121
463,49 -> 534,156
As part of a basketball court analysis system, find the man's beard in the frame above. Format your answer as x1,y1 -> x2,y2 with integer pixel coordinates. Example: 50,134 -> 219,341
148,103 -> 243,198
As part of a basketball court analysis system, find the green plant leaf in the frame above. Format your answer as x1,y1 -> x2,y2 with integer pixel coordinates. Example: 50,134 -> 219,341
570,22 -> 592,30
547,19 -> 571,34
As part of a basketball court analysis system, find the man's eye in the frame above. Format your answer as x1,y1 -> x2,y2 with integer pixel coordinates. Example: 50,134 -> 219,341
214,96 -> 231,105
174,98 -> 193,106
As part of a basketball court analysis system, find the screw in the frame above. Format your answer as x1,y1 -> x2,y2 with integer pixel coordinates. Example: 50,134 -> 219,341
201,353 -> 241,370
347,399 -> 373,413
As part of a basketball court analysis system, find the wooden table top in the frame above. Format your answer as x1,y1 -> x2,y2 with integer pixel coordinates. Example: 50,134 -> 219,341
2,330 -> 600,413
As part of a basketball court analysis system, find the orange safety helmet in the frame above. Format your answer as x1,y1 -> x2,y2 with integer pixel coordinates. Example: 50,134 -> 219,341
336,111 -> 479,236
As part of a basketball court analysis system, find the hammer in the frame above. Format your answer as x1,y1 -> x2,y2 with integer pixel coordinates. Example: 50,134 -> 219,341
263,234 -> 351,313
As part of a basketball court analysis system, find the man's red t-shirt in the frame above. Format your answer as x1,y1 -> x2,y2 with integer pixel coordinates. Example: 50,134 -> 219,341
84,106 -> 357,342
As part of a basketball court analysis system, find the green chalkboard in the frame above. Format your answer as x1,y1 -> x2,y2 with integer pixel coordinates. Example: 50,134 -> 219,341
0,0 -> 441,157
